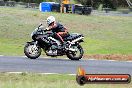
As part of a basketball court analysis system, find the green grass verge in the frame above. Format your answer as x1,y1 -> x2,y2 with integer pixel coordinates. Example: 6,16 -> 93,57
0,73 -> 131,88
0,7 -> 132,56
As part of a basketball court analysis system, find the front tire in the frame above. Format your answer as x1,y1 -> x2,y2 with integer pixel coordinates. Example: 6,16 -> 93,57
24,43 -> 41,59
66,44 -> 84,60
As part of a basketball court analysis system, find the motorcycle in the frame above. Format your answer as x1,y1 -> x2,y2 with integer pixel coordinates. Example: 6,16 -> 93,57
24,23 -> 84,60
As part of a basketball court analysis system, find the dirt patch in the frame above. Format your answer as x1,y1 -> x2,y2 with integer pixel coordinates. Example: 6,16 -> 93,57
83,54 -> 132,61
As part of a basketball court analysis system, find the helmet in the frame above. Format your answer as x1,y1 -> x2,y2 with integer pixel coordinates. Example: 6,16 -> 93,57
46,16 -> 55,26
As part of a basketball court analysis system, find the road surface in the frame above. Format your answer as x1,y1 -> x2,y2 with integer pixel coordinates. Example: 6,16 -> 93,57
0,56 -> 132,74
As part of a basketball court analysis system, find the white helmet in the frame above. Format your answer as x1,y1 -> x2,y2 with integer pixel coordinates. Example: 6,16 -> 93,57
46,16 -> 55,26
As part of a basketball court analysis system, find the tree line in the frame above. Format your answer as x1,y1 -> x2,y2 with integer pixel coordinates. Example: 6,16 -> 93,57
74,0 -> 129,9
3,0 -> 130,9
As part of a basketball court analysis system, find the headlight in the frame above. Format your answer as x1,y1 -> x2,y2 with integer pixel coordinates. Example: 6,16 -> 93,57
31,28 -> 38,37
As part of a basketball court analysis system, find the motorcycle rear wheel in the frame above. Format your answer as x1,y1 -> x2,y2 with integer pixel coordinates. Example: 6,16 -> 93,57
66,44 -> 84,60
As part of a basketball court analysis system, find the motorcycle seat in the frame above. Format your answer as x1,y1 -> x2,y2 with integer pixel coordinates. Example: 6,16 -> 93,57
64,33 -> 83,41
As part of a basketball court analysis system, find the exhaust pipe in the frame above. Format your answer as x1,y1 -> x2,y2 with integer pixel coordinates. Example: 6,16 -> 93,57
66,36 -> 84,51
71,36 -> 84,44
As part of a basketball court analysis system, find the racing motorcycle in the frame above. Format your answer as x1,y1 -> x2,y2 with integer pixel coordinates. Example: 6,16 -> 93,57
24,23 -> 84,60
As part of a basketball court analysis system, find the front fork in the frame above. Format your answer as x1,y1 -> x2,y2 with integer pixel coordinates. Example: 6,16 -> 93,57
32,41 -> 38,50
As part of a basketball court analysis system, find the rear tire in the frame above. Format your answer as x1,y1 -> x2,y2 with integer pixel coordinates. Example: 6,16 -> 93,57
66,45 -> 84,60
24,43 -> 41,59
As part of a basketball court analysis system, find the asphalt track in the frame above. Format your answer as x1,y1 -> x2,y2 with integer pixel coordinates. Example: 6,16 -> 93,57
0,56 -> 132,75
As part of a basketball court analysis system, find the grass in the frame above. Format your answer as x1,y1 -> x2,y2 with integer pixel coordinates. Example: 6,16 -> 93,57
0,7 -> 132,58
0,7 -> 132,88
0,73 -> 131,88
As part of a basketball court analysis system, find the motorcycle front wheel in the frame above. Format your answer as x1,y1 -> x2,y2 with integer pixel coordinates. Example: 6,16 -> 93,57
66,44 -> 84,60
24,43 -> 41,59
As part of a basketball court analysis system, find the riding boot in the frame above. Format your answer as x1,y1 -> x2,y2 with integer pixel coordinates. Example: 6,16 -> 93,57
58,41 -> 65,50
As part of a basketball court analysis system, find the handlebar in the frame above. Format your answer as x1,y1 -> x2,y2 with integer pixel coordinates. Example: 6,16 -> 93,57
38,23 -> 43,29
37,23 -> 52,33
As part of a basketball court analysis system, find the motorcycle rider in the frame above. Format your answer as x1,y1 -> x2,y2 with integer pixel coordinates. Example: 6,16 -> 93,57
46,16 -> 69,46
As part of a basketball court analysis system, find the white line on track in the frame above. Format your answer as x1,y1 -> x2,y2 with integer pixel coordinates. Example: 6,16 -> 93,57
88,59 -> 117,62
21,56 -> 50,58
0,55 -> 4,56
8,72 -> 24,74
4,72 -> 76,75
126,61 -> 132,63
102,60 -> 117,62
40,73 -> 59,75
107,60 -> 116,61
0,55 -> 132,63
87,58 -> 132,62
68,74 -> 76,76
21,56 -> 27,58
88,59 -> 97,60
